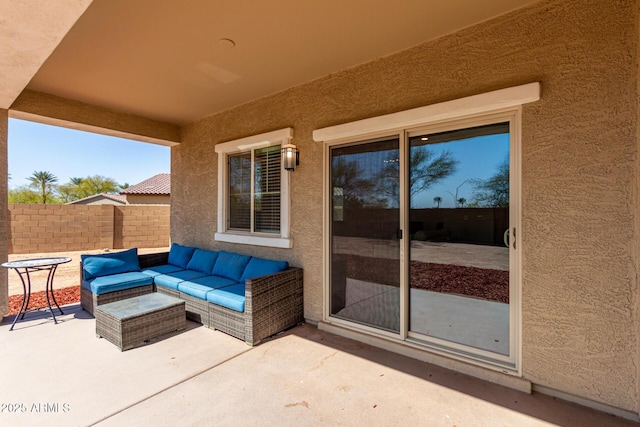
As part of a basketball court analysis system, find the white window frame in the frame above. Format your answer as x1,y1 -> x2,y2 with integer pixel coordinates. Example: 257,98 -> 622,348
215,127 -> 293,248
313,83 -> 540,375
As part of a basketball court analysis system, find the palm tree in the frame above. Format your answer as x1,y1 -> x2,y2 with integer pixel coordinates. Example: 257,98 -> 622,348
457,197 -> 467,208
447,179 -> 470,208
433,196 -> 442,208
69,177 -> 84,186
28,170 -> 58,204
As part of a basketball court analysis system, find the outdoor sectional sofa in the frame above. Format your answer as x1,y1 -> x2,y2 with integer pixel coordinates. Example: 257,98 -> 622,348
80,244 -> 304,345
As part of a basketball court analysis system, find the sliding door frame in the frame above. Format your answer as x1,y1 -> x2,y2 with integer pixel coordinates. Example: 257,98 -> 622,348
401,110 -> 522,371
323,130 -> 407,341
317,83 -> 537,375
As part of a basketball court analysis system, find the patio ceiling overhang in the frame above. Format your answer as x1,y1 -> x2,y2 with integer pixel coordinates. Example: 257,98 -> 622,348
2,0 -> 539,138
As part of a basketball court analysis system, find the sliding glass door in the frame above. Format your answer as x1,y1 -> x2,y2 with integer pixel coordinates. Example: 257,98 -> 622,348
329,137 -> 400,333
407,122 -> 512,359
327,114 -> 518,368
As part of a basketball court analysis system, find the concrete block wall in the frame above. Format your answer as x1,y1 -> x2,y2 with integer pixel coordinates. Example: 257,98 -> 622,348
114,205 -> 170,249
8,204 -> 170,254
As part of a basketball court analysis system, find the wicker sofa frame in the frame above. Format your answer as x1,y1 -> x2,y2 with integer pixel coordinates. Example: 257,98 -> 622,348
80,252 -> 169,316
206,266 -> 303,345
82,251 -> 304,345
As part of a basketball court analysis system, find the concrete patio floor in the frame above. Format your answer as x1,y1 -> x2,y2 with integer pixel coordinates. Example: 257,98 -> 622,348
0,304 -> 636,427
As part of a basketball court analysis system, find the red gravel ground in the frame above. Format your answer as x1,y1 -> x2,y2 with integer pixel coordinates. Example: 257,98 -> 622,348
7,286 -> 79,316
410,261 -> 509,303
334,254 -> 509,303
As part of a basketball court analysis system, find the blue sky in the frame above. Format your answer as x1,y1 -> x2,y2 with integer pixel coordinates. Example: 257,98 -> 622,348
8,119 -> 170,189
332,132 -> 509,209
414,134 -> 509,208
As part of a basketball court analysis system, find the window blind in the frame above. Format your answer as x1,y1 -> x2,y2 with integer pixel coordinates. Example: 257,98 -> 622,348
228,152 -> 251,230
254,145 -> 281,233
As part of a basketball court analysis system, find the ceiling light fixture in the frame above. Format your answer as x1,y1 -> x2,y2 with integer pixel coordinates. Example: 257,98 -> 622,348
218,38 -> 236,48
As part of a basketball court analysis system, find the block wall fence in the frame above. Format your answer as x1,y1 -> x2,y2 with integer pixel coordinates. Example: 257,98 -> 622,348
7,204 -> 170,254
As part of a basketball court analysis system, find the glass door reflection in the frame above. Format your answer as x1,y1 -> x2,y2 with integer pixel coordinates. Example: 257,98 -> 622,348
329,137 -> 400,333
408,123 -> 511,356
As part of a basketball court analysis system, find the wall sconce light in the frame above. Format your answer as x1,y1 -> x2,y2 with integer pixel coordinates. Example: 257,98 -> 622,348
282,144 -> 300,171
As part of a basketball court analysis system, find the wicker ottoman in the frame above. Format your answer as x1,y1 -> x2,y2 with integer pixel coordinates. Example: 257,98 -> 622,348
95,293 -> 186,351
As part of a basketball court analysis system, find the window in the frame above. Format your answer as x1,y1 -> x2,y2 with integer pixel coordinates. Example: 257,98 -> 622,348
228,146 -> 281,233
215,128 -> 293,248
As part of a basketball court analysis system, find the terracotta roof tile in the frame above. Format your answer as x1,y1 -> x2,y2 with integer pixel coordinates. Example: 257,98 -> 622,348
120,173 -> 170,195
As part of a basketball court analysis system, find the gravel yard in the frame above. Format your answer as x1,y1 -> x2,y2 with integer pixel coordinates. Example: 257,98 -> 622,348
6,248 -> 169,315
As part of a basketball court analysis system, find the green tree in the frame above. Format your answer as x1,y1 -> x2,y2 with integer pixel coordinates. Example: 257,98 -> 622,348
447,179 -> 470,208
27,170 -> 58,204
379,147 -> 458,208
433,196 -> 442,208
59,175 -> 123,202
82,175 -> 120,195
409,148 -> 457,201
8,186 -> 41,204
473,159 -> 509,207
332,156 -> 386,209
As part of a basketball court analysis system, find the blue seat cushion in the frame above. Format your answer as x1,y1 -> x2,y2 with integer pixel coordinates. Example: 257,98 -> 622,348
167,243 -> 196,268
212,251 -> 251,282
81,248 -> 140,280
142,264 -> 185,278
206,283 -> 246,312
82,272 -> 153,295
240,257 -> 289,281
186,249 -> 219,274
185,275 -> 239,289
154,269 -> 209,291
178,276 -> 239,300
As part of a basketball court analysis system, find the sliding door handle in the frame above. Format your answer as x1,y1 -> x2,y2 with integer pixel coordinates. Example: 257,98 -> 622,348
504,228 -> 516,249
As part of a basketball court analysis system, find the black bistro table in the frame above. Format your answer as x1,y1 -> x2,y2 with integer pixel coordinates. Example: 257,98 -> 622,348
1,257 -> 72,330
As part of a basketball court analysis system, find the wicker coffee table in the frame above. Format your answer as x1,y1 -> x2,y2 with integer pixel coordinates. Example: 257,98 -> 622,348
95,292 -> 186,351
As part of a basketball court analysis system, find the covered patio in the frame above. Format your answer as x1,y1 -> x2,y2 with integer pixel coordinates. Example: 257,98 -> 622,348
2,0 -> 640,424
0,305 -> 632,426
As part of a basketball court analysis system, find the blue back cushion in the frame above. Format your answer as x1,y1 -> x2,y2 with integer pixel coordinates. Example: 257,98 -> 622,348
81,248 -> 140,280
186,249 -> 219,274
240,257 -> 289,281
212,251 -> 251,282
168,243 -> 196,268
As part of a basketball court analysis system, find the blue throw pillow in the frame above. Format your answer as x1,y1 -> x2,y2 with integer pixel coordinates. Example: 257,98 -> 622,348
186,249 -> 219,274
81,248 -> 140,280
240,257 -> 289,281
212,251 -> 251,282
168,243 -> 196,268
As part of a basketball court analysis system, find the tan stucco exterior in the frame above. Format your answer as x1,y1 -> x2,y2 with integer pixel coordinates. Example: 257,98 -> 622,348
0,109 -> 8,316
1,0 -> 638,417
10,90 -> 180,146
0,0 -> 93,108
171,0 -> 640,414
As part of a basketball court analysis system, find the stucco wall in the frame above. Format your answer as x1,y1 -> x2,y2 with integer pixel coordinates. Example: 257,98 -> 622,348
0,109 -> 8,316
10,90 -> 180,146
172,0 -> 638,411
